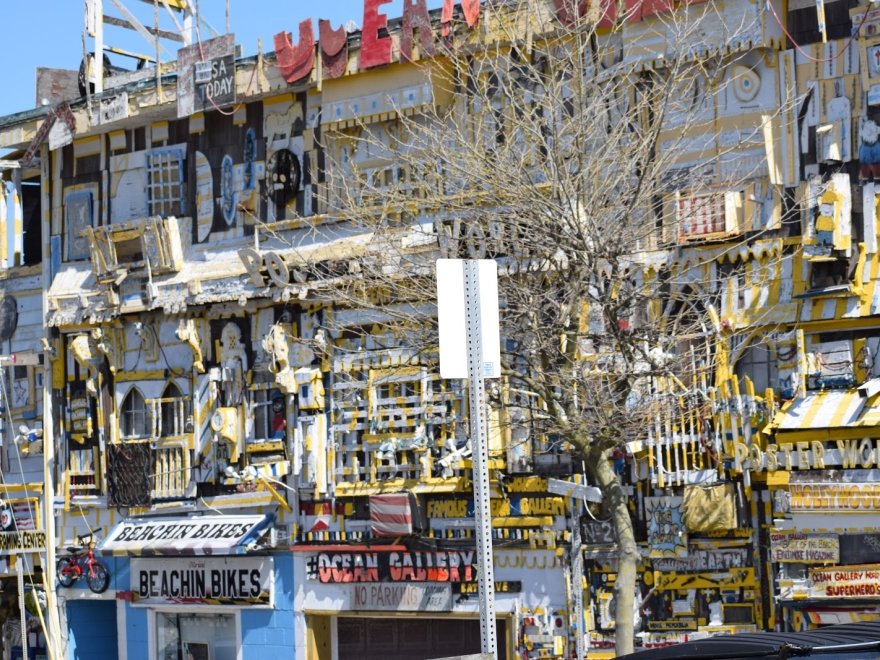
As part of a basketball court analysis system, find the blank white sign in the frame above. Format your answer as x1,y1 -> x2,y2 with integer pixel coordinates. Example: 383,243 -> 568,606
436,258 -> 501,379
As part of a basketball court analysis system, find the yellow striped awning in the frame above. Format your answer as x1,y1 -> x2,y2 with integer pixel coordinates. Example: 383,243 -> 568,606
773,390 -> 870,431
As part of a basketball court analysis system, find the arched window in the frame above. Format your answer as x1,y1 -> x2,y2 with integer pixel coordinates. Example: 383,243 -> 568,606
160,383 -> 183,437
120,388 -> 147,439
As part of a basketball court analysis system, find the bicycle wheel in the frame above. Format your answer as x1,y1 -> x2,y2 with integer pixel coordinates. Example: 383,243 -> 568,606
86,561 -> 110,594
56,558 -> 77,588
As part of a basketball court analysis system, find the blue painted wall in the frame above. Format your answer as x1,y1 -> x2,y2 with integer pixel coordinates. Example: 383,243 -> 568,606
73,553 -> 295,660
67,601 -> 117,660
241,553 -> 295,660
125,604 -> 150,660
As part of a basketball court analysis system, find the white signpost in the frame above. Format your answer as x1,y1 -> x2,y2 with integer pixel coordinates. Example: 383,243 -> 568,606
436,259 -> 500,658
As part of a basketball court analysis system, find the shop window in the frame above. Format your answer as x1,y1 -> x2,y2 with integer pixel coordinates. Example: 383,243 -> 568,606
21,182 -> 42,266
806,338 -> 855,389
787,0 -> 854,46
154,382 -> 188,438
120,388 -> 148,440
675,190 -> 743,242
156,612 -> 236,660
250,384 -> 285,442
65,190 -> 95,262
808,258 -> 850,291
734,341 -> 778,395
10,364 -> 34,413
147,148 -> 184,217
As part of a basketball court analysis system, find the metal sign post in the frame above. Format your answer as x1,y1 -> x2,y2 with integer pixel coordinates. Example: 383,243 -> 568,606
437,259 -> 501,658
547,478 -> 602,659
17,560 -> 27,660
463,260 -> 497,657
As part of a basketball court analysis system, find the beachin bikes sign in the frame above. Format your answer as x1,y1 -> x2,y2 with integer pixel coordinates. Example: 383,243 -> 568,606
100,515 -> 271,556
131,556 -> 273,607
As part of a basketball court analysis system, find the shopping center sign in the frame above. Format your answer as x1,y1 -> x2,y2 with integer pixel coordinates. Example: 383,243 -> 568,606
0,530 -> 46,553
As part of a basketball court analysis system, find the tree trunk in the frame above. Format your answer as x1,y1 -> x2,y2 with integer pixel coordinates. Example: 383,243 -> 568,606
587,445 -> 639,657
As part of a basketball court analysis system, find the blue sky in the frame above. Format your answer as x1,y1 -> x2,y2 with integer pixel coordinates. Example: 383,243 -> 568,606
0,0 -> 445,118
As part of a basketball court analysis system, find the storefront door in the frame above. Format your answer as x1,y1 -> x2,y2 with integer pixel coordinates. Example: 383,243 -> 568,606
336,616 -> 507,660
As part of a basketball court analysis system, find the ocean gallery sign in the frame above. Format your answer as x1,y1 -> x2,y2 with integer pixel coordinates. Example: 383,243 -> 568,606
770,532 -> 839,564
273,0 -> 709,84
809,565 -> 880,598
131,557 -> 273,607
305,550 -> 477,583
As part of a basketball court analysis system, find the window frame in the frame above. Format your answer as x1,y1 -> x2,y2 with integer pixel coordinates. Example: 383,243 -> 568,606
120,387 -> 149,440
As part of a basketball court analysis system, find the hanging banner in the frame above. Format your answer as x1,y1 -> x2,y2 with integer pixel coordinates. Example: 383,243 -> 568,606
131,556 -> 273,606
645,497 -> 688,559
809,564 -> 880,598
770,532 -> 839,563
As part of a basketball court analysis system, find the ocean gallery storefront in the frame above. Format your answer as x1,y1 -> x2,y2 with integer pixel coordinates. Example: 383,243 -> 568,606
293,546 -> 570,660
61,514 -> 295,660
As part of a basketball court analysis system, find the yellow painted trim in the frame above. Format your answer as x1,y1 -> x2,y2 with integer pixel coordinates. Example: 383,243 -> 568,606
263,93 -> 294,107
766,470 -> 790,487
257,478 -> 292,512
73,135 -> 101,158
333,477 -> 469,497
115,370 -> 168,382
491,516 -> 554,528
199,493 -> 277,508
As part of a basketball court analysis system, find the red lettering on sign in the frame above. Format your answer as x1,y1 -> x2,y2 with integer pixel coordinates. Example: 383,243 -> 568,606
275,19 -> 315,83
401,0 -> 436,61
319,19 -> 348,80
552,0 -> 589,26
628,0 -> 672,22
361,0 -> 393,69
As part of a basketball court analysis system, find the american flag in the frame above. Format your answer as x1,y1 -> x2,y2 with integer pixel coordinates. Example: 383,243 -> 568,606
370,493 -> 414,537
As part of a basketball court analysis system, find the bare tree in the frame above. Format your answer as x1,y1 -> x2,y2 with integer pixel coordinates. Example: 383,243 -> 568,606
291,0 -> 787,654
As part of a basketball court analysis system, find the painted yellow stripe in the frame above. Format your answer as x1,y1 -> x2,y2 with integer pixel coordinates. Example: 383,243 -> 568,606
798,395 -> 825,429
828,394 -> 855,427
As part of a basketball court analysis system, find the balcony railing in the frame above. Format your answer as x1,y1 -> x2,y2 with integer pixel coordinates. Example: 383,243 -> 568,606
145,396 -> 191,439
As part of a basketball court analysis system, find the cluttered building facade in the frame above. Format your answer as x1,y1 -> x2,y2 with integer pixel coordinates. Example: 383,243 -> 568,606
1,0 -> 880,658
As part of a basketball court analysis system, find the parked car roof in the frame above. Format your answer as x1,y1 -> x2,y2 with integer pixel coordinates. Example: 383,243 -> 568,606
617,622 -> 880,659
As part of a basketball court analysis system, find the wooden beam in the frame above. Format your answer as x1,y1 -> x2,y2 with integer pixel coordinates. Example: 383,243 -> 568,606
102,15 -> 184,42
138,0 -> 188,9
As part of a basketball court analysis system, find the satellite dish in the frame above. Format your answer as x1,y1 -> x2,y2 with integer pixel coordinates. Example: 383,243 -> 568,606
0,295 -> 18,343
